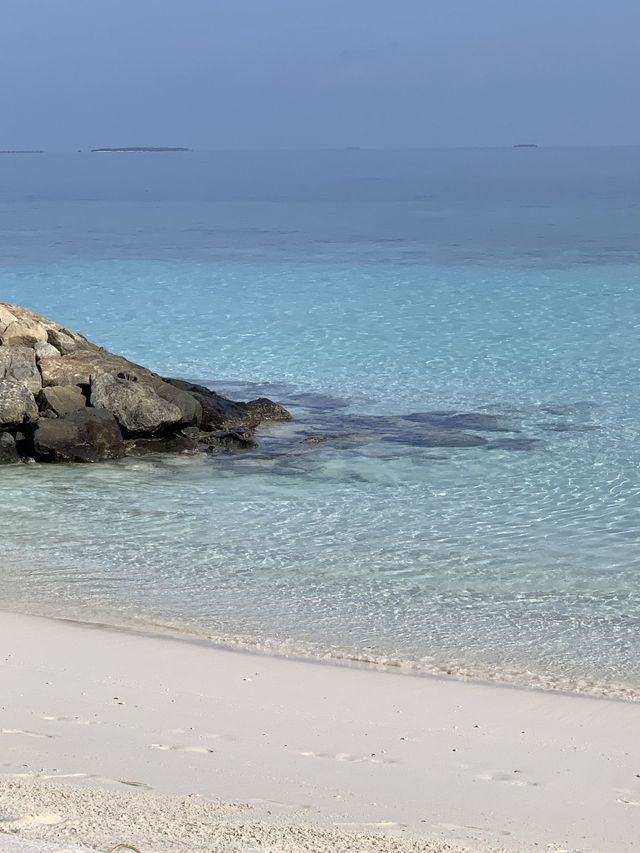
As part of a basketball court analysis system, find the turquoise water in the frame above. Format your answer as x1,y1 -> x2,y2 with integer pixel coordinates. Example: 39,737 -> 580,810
1,149 -> 640,697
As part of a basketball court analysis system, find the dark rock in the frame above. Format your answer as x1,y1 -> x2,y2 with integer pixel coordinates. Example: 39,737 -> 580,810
124,434 -> 200,456
540,402 -> 594,417
486,437 -> 543,451
244,397 -> 292,423
0,379 -> 39,426
283,392 -> 350,412
205,430 -> 259,451
302,433 -> 369,447
33,409 -> 125,463
180,426 -> 202,439
405,412 -> 514,432
303,435 -> 331,445
384,431 -> 489,448
165,379 -> 289,432
539,422 -> 599,433
165,379 -> 249,430
154,381 -> 202,426
37,385 -> 87,417
90,372 -> 182,436
0,432 -> 20,464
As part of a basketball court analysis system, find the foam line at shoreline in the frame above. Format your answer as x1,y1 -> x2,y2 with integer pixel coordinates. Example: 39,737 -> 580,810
0,601 -> 636,703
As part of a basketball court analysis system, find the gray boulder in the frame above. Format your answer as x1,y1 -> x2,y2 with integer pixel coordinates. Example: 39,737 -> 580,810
0,379 -> 39,426
0,432 -> 20,465
0,346 -> 41,395
154,381 -> 202,426
90,372 -> 182,435
33,409 -> 125,463
34,341 -> 62,361
47,327 -> 92,355
38,385 -> 87,417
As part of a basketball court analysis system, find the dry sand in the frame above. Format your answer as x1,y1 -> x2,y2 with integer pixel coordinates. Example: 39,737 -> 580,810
1,610 -> 638,852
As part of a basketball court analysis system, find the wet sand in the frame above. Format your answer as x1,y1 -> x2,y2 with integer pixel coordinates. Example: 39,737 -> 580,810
1,610 -> 639,852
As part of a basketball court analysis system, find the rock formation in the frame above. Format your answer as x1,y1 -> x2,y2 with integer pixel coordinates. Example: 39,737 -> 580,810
0,304 -> 290,464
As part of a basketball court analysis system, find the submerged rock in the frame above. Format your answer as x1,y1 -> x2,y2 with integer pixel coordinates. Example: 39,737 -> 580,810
486,437 -> 543,451
205,429 -> 259,451
0,303 -> 291,464
384,430 -> 489,448
124,434 -> 200,456
404,411 -> 515,432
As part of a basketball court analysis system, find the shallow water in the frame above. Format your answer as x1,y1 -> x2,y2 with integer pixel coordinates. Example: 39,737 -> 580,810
1,148 -> 640,696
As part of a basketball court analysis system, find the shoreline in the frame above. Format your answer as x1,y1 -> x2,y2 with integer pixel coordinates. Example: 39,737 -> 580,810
2,609 -> 639,852
1,600 -> 637,704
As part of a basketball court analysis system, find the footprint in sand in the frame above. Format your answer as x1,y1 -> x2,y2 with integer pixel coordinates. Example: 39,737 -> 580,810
248,798 -> 311,811
616,789 -> 640,806
299,750 -> 398,765
335,821 -> 405,829
21,770 -> 152,791
38,773 -> 90,780
0,812 -> 64,830
475,770 -> 538,787
118,779 -> 152,789
150,743 -> 214,754
1,728 -> 54,739
41,715 -> 95,726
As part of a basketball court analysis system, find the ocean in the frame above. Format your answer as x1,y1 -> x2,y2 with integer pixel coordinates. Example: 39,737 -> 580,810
1,147 -> 639,698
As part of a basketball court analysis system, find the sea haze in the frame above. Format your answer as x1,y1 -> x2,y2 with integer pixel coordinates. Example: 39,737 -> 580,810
1,147 -> 639,698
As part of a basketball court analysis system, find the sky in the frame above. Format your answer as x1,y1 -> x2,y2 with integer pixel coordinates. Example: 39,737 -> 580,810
1,0 -> 639,150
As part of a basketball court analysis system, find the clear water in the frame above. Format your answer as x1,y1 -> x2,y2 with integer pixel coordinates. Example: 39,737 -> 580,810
1,148 -> 640,697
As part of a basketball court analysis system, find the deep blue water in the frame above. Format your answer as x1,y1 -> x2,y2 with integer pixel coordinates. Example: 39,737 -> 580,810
1,148 -> 640,696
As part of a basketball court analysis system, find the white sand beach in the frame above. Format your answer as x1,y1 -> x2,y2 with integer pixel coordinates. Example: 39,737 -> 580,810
1,610 -> 638,853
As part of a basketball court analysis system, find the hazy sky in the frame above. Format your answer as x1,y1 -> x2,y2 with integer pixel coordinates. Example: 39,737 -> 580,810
2,0 -> 639,150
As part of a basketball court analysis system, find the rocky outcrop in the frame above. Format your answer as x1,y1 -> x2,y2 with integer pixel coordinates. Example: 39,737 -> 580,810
165,379 -> 288,431
0,303 -> 291,464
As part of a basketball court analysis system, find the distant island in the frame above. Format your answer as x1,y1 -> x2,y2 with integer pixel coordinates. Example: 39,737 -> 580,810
0,149 -> 44,154
90,147 -> 191,153
513,143 -> 539,148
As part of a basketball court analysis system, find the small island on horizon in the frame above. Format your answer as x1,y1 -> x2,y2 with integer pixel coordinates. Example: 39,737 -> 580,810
90,146 -> 191,153
0,149 -> 44,154
513,143 -> 539,148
